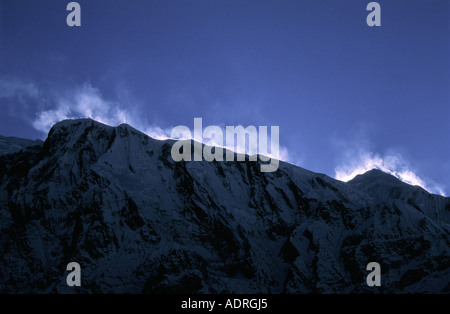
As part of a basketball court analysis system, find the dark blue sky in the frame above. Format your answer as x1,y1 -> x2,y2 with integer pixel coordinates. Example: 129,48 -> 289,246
0,0 -> 449,195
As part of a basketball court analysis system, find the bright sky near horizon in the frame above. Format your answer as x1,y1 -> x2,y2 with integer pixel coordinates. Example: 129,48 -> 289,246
0,0 -> 449,195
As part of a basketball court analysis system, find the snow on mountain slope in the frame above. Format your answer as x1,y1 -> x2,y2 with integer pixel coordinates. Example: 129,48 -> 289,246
348,169 -> 450,224
0,135 -> 43,156
0,119 -> 448,293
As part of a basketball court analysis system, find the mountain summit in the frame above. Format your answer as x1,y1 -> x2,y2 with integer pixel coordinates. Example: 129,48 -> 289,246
0,119 -> 449,293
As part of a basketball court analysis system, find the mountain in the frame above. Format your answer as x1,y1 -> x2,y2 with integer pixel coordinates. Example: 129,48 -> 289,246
0,135 -> 43,156
0,119 -> 448,293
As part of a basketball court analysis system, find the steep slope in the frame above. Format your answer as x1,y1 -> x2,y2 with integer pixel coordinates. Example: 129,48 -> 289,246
0,119 -> 448,293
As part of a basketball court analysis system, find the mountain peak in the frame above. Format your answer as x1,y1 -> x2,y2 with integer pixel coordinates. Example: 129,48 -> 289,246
49,119 -> 148,140
1,119 -> 449,293
51,118 -> 109,131
347,168 -> 406,190
350,168 -> 399,183
345,167 -> 434,203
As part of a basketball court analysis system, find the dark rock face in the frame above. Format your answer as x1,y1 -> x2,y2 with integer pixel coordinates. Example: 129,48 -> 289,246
0,119 -> 448,293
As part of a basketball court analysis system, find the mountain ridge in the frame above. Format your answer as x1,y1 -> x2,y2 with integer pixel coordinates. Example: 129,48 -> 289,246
0,118 -> 448,293
0,135 -> 43,156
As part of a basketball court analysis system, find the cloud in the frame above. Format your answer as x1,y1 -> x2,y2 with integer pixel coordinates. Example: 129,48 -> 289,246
0,78 -> 170,139
0,78 -> 41,117
142,126 -> 173,140
28,82 -> 177,143
0,78 -> 39,99
32,83 -> 130,132
334,141 -> 446,196
1,77 -> 293,163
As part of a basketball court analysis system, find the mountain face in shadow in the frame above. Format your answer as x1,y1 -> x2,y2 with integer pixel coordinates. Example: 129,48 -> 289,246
0,135 -> 43,156
0,119 -> 448,293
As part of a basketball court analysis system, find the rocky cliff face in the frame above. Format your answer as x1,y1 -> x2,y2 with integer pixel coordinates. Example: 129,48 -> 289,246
0,119 -> 448,293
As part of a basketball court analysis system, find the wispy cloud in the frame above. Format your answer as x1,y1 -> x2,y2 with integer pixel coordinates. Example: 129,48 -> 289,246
32,83 -> 130,132
1,77 -> 292,163
0,78 -> 40,117
141,125 -> 173,140
0,78 -> 176,138
333,133 -> 446,196
0,78 -> 39,99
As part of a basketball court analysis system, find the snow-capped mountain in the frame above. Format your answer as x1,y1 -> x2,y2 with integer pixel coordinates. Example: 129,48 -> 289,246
0,119 -> 448,293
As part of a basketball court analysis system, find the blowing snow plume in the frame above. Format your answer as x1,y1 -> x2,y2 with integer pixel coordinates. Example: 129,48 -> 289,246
1,78 -> 292,163
335,150 -> 446,196
0,78 -> 174,140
